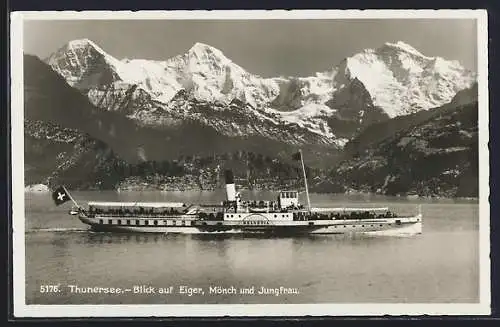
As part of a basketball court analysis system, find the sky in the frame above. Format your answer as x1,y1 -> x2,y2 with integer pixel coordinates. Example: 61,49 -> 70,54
23,19 -> 478,77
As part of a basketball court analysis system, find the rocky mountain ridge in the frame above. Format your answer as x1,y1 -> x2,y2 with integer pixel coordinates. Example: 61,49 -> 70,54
25,120 -> 308,191
25,120 -> 125,189
25,54 -> 341,168
325,84 -> 479,197
46,39 -> 475,146
23,39 -> 479,197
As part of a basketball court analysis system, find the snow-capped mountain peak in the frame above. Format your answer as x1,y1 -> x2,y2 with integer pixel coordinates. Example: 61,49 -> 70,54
188,42 -> 227,59
47,38 -> 125,89
67,38 -> 106,54
336,40 -> 476,117
184,42 -> 234,75
45,38 -> 476,146
382,41 -> 428,58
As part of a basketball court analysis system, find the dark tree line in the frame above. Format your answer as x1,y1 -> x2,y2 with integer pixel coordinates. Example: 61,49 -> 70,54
114,150 -> 313,185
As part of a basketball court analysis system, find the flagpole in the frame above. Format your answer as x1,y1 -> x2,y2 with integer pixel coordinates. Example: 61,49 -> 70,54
62,185 -> 80,208
299,149 -> 311,211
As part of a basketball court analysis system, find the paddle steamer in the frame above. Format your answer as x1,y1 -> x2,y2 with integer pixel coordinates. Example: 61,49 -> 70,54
57,150 -> 422,235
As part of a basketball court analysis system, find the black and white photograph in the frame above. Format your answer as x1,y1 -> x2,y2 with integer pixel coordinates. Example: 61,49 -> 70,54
11,10 -> 489,317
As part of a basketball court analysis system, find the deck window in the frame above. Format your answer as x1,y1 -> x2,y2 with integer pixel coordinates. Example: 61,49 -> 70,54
99,219 -> 103,224
117,220 -> 121,225
136,220 -> 140,225
126,220 -> 130,225
145,221 -> 149,226
154,220 -> 158,226
108,219 -> 112,224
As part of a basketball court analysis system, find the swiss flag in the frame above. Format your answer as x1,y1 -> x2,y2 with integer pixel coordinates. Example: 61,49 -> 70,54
52,186 -> 70,206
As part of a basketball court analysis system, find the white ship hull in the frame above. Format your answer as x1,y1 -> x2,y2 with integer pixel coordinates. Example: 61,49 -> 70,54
78,213 -> 422,235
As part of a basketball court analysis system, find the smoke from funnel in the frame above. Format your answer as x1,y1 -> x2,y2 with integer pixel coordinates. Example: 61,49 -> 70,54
137,146 -> 147,162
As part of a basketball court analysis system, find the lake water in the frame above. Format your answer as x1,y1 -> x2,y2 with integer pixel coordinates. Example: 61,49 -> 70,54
24,190 -> 479,304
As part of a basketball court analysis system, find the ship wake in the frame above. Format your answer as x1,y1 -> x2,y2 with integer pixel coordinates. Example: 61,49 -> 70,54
26,227 -> 90,233
363,222 -> 423,238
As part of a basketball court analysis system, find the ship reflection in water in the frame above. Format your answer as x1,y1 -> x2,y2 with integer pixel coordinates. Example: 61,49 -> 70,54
25,191 -> 479,305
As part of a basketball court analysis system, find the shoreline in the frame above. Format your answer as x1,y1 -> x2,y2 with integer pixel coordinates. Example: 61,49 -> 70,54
23,184 -> 479,201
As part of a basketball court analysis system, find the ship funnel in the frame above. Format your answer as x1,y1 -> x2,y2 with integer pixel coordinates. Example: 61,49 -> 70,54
224,170 -> 236,201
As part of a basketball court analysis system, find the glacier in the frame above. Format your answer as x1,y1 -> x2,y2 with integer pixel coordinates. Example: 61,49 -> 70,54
45,38 -> 476,146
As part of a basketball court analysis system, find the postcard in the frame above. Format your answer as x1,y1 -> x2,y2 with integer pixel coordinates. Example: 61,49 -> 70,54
10,9 -> 490,317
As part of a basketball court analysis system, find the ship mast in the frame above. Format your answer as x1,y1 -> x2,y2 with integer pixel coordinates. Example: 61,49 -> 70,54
298,149 -> 311,211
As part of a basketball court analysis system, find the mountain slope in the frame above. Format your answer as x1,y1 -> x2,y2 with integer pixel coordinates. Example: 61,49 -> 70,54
25,120 -> 126,189
343,83 -> 479,158
26,54 -> 344,167
334,42 -> 475,116
46,39 -> 475,146
25,54 -> 174,163
33,40 -> 479,194
25,120 -> 311,191
327,96 -> 478,197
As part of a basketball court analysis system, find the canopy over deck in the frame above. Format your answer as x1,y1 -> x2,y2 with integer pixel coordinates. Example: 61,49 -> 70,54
310,207 -> 390,213
87,201 -> 187,208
